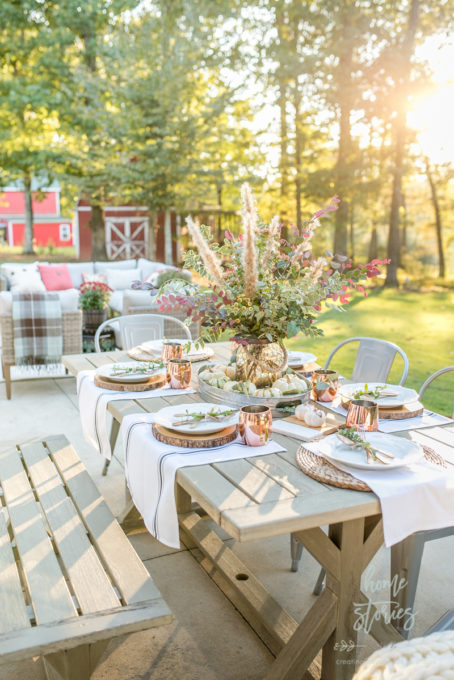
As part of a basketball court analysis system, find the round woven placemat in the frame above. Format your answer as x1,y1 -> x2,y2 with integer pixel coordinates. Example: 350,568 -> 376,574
296,444 -> 446,491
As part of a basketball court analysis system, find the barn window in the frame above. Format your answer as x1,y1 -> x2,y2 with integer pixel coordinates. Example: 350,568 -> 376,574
59,223 -> 71,241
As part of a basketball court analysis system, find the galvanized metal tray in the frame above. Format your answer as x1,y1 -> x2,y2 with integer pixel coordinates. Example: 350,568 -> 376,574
197,363 -> 311,417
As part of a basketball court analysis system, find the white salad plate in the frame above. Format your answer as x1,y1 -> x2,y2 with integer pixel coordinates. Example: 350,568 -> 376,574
339,382 -> 418,408
154,402 -> 239,435
287,350 -> 317,367
319,432 -> 423,471
97,361 -> 163,383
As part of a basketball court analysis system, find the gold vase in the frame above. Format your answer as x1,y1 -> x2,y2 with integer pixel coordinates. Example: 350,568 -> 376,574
232,337 -> 288,388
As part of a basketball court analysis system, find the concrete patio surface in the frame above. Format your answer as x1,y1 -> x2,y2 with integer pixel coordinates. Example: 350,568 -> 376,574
1,370 -> 453,679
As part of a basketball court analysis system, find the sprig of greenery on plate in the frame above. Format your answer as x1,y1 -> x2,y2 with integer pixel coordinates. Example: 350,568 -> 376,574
111,361 -> 164,376
352,384 -> 388,399
337,427 -> 393,465
172,408 -> 237,427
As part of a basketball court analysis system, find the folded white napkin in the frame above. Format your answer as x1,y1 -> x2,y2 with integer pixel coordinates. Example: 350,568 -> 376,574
77,369 -> 196,460
272,420 -> 324,441
378,411 -> 454,433
305,434 -> 454,547
121,412 -> 286,548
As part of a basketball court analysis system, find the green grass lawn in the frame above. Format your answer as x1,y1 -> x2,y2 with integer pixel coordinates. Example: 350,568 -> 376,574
286,288 -> 454,416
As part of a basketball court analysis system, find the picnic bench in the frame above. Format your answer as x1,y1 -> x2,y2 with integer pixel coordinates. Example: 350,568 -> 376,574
0,434 -> 173,680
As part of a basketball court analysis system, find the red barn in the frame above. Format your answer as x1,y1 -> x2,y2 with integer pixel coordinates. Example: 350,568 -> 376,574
0,181 -> 74,249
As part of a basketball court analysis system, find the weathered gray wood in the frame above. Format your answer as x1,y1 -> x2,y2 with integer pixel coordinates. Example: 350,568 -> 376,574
46,435 -> 162,605
0,512 -> 30,634
20,441 -> 120,615
262,590 -> 336,680
291,527 -> 341,581
356,591 -> 403,646
0,601 -> 172,665
0,447 -> 77,624
43,640 -> 109,680
212,458 -> 295,504
180,512 -> 298,656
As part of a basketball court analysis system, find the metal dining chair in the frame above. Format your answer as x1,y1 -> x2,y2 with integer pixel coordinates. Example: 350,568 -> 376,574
290,336 -> 409,574
94,313 -> 192,352
95,314 -> 192,476
323,336 -> 409,385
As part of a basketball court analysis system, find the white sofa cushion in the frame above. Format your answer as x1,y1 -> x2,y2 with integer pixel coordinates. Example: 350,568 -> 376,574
138,258 -> 176,279
122,289 -> 159,315
94,259 -> 137,273
106,268 -> 142,291
66,262 -> 94,289
0,289 -> 79,313
1,263 -> 46,293
109,290 -> 124,314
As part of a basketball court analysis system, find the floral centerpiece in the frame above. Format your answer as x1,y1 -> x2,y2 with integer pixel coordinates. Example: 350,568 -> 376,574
158,184 -> 387,386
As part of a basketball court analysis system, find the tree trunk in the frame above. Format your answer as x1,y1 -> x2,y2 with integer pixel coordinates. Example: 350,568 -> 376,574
426,158 -> 445,278
385,0 -> 420,287
294,83 -> 303,230
333,12 -> 354,256
349,203 -> 354,260
278,79 -> 289,241
90,204 -> 107,260
148,210 -> 157,260
368,224 -> 378,261
164,209 -> 173,265
217,185 -> 223,242
22,173 -> 35,255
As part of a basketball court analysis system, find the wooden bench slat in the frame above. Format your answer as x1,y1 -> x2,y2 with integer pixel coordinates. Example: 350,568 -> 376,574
0,600 -> 172,666
20,441 -> 121,615
45,435 -> 162,605
0,512 -> 30,634
0,447 -> 77,624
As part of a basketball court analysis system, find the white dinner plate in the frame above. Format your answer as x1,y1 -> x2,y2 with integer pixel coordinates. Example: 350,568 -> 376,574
138,339 -> 214,360
319,432 -> 423,471
154,402 -> 239,435
339,382 -> 418,408
97,361 -> 163,383
287,350 -> 317,367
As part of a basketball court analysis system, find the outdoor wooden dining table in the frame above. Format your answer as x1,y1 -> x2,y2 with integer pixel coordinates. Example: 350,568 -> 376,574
62,343 -> 454,680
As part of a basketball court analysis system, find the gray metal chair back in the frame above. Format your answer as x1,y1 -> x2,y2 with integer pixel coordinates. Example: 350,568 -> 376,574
418,366 -> 454,413
94,313 -> 192,352
324,336 -> 409,385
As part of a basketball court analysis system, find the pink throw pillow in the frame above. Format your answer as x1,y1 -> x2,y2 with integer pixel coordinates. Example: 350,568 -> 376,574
38,264 -> 73,291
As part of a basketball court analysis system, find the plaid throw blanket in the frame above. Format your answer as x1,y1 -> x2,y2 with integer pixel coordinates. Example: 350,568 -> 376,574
12,293 -> 63,365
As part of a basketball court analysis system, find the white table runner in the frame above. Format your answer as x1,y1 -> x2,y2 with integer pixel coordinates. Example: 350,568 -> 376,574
121,412 -> 286,548
77,369 -> 195,460
305,434 -> 454,547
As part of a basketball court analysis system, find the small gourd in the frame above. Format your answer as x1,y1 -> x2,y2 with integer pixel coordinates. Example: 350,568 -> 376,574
224,364 -> 236,380
296,404 -> 326,428
294,403 -> 310,421
223,380 -> 238,392
240,381 -> 257,396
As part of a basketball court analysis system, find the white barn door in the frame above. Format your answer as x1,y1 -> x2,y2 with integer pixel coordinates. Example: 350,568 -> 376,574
105,217 -> 148,259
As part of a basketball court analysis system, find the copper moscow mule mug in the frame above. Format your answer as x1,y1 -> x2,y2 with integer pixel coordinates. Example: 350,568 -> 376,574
311,369 -> 339,402
167,358 -> 192,389
161,341 -> 183,363
346,398 -> 379,432
239,405 -> 272,447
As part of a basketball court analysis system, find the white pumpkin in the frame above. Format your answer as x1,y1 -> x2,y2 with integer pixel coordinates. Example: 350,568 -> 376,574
240,381 -> 257,396
304,406 -> 327,428
223,380 -> 238,392
256,387 -> 272,398
224,364 -> 237,380
294,403 -> 309,421
207,376 -> 229,389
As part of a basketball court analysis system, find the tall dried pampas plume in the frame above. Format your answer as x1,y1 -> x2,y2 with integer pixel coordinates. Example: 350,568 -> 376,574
262,214 -> 280,269
185,216 -> 224,287
241,183 -> 258,299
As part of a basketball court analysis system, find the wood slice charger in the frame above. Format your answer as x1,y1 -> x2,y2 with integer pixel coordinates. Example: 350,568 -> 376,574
94,373 -> 167,392
340,398 -> 424,420
152,423 -> 238,448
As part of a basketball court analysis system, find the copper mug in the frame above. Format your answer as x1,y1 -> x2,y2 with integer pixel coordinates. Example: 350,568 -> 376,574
311,369 -> 339,402
161,341 -> 183,363
167,358 -> 192,389
239,405 -> 272,447
346,398 -> 379,432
